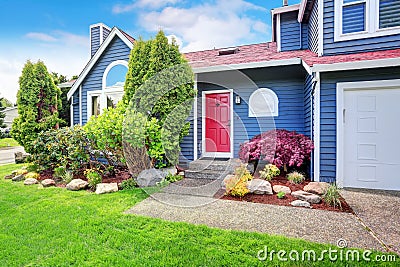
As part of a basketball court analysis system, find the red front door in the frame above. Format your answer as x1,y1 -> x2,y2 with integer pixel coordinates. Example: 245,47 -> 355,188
205,93 -> 231,153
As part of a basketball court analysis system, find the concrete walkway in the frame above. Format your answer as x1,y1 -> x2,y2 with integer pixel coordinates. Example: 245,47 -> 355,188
341,189 -> 400,254
126,180 -> 387,252
0,146 -> 25,165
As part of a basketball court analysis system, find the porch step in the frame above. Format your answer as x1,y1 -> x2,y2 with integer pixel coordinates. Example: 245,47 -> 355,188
184,158 -> 241,180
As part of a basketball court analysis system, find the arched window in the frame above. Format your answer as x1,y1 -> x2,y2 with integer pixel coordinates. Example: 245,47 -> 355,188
248,88 -> 279,117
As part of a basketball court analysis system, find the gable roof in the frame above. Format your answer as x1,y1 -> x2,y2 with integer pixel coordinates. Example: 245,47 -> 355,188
185,42 -> 400,73
67,27 -> 135,99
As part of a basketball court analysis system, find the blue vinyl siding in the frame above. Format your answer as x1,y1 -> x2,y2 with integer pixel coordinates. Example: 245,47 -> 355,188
319,67 -> 400,182
308,0 -> 319,53
281,11 -> 302,51
323,0 -> 400,55
72,90 -> 80,125
304,74 -> 314,137
301,23 -> 309,49
81,36 -> 131,125
91,26 -> 100,57
180,106 -> 194,165
103,27 -> 110,41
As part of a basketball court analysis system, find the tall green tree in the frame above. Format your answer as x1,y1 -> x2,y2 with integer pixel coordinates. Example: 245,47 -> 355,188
51,72 -> 70,126
11,60 -> 62,153
0,98 -> 13,107
0,98 -> 7,133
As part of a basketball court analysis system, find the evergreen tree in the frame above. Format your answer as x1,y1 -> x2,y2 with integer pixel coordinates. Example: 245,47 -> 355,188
51,72 -> 70,126
11,60 -> 62,153
0,98 -> 7,129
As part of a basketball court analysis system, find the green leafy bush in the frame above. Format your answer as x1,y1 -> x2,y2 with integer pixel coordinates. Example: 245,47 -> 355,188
225,165 -> 253,197
62,171 -> 74,184
53,166 -> 66,179
259,164 -> 280,181
25,172 -> 39,179
120,178 -> 138,190
31,126 -> 91,173
287,171 -> 305,184
26,163 -> 40,173
323,184 -> 342,209
84,103 -> 126,167
276,191 -> 286,199
165,173 -> 183,183
85,168 -> 102,189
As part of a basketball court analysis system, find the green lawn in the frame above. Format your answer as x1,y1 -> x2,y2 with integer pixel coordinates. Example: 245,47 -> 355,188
0,138 -> 19,148
0,164 -> 397,266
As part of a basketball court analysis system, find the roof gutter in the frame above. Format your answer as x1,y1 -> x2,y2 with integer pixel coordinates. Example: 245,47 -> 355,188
271,4 -> 300,15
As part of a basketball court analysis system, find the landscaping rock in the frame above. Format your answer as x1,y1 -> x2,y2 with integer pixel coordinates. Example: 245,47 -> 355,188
4,174 -> 14,180
12,174 -> 24,182
95,183 -> 118,194
41,179 -> 56,187
24,178 -> 38,185
291,200 -> 311,208
272,185 -> 291,194
291,190 -> 321,204
66,179 -> 88,191
246,179 -> 273,195
137,168 -> 167,187
246,162 -> 255,174
221,174 -> 235,190
303,182 -> 330,195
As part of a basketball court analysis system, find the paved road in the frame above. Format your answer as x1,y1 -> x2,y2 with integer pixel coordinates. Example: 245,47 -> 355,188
0,146 -> 25,165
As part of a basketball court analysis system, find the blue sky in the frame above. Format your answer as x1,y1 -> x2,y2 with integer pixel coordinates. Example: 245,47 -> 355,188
0,0 -> 299,103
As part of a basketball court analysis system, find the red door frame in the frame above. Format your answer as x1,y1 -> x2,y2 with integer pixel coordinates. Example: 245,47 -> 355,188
202,90 -> 233,157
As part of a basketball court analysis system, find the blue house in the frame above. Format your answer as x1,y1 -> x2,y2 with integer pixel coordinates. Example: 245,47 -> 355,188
67,0 -> 400,191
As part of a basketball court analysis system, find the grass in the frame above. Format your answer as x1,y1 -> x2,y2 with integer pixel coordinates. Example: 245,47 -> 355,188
0,138 -> 19,148
0,164 -> 398,266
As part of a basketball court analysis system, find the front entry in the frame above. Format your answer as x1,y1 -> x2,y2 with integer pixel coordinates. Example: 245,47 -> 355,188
204,92 -> 231,157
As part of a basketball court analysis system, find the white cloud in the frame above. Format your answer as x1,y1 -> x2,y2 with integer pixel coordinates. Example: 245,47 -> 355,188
0,31 -> 89,103
26,32 -> 57,42
113,0 -> 179,14
136,0 -> 269,52
166,34 -> 183,47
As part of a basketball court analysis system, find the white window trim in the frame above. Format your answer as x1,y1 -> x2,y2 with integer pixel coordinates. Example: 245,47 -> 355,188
248,88 -> 279,117
201,89 -> 234,159
87,90 -> 102,121
334,0 -> 400,42
70,96 -> 74,127
336,79 -> 400,188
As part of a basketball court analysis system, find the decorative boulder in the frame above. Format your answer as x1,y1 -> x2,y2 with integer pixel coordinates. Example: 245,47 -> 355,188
291,200 -> 311,208
41,179 -> 56,187
95,183 -> 118,194
24,178 -> 38,185
246,179 -> 273,195
221,174 -> 235,190
12,174 -> 25,182
4,174 -> 14,180
291,190 -> 321,204
66,179 -> 88,191
272,185 -> 291,194
136,168 -> 167,187
303,182 -> 330,195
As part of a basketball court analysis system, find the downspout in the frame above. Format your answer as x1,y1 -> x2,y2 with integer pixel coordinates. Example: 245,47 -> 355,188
310,76 -> 317,180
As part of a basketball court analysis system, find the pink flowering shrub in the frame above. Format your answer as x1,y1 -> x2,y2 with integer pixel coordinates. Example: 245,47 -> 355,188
239,129 -> 314,171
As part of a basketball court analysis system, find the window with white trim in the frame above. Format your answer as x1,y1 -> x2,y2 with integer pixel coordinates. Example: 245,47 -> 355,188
87,60 -> 128,120
335,0 -> 400,41
248,88 -> 279,117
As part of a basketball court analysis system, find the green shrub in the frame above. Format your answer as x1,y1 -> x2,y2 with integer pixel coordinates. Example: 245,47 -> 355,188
323,184 -> 342,209
259,164 -> 280,181
84,103 -> 126,167
85,168 -> 102,189
25,172 -> 39,179
62,171 -> 74,184
26,163 -> 40,173
31,126 -> 91,173
53,166 -> 66,179
13,169 -> 28,176
165,173 -> 183,183
120,178 -> 138,190
276,191 -> 286,199
225,165 -> 253,197
287,171 -> 305,184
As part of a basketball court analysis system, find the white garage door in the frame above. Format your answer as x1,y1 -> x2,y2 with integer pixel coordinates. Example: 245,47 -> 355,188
344,88 -> 400,190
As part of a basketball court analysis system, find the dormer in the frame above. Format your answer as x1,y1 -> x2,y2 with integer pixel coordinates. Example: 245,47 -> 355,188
90,23 -> 111,57
334,0 -> 400,42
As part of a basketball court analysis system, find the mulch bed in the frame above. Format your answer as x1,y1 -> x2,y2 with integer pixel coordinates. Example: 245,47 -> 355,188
217,176 -> 353,213
38,168 -> 132,189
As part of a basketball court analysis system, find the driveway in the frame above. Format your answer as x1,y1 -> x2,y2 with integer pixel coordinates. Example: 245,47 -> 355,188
341,189 -> 400,254
0,146 -> 25,165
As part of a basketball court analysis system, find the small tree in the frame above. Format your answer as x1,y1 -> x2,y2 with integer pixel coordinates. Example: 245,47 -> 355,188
0,98 -> 7,136
51,72 -> 70,127
11,60 -> 62,153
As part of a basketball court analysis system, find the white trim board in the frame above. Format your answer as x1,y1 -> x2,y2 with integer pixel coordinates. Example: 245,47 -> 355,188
193,74 -> 198,160
67,27 -> 134,100
192,58 -> 302,74
336,79 -> 400,188
313,72 -> 321,182
298,0 -> 308,23
271,4 -> 300,15
312,57 -> 400,72
201,89 -> 234,159
318,0 -> 324,56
